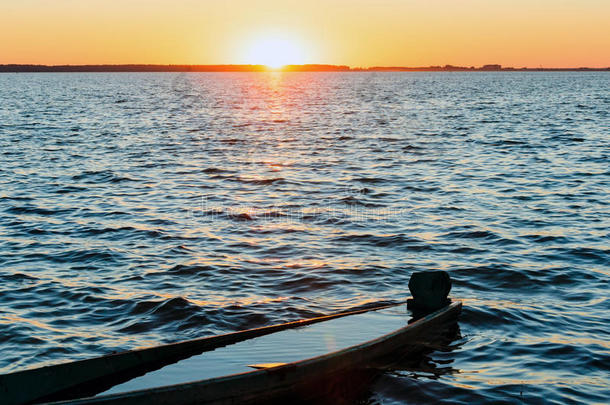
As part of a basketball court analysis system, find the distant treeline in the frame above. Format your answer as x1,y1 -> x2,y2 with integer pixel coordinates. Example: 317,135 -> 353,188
363,65 -> 610,72
0,64 -> 350,72
0,64 -> 608,72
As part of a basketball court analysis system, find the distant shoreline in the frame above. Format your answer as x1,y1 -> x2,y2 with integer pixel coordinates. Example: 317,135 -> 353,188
0,64 -> 608,72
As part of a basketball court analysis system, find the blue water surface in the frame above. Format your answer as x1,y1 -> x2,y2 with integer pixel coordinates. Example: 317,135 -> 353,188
0,72 -> 608,404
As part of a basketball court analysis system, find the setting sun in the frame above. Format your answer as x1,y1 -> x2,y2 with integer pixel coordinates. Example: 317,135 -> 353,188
243,36 -> 307,68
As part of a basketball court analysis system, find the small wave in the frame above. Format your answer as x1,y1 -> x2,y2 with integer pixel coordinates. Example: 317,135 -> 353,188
55,185 -> 87,194
6,205 -> 74,216
80,210 -> 131,218
237,177 -> 285,185
256,210 -> 288,218
276,274 -> 336,294
164,264 -> 216,276
72,170 -> 137,184
333,233 -> 429,249
352,177 -> 387,184
202,167 -> 229,173
340,196 -> 386,208
403,184 -> 440,192
494,139 -> 528,146
451,265 -> 545,291
442,229 -> 519,246
79,226 -> 166,240
118,297 -> 203,333
230,212 -> 254,221
32,249 -> 123,265
522,234 -> 571,244
24,227 -> 50,235
0,195 -> 33,202
2,272 -> 39,283
219,138 -> 248,145
549,247 -> 609,265
402,144 -> 424,151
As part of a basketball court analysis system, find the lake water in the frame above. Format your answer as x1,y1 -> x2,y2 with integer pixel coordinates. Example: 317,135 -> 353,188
0,72 -> 608,404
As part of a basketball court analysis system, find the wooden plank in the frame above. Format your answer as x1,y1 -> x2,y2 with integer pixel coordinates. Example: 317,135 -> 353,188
246,363 -> 287,369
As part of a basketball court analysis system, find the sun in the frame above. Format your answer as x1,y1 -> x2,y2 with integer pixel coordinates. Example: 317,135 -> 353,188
244,36 -> 306,69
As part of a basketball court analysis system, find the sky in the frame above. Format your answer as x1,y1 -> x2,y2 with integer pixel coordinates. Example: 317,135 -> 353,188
1,0 -> 609,67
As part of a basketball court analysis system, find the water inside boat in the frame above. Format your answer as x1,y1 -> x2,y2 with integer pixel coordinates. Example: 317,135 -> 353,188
101,305 -> 413,396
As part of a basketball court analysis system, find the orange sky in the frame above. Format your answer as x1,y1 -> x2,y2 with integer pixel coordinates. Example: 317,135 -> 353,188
1,0 -> 609,67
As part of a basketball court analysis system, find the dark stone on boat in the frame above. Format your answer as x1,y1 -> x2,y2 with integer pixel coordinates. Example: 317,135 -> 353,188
407,270 -> 451,311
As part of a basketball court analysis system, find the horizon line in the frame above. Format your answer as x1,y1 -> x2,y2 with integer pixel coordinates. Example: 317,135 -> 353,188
0,63 -> 609,73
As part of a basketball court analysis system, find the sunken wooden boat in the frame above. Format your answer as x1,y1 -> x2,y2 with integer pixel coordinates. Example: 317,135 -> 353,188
0,271 -> 461,405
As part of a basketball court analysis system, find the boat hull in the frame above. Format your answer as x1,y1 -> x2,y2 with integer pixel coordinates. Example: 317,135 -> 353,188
49,301 -> 461,405
1,303 -> 405,405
